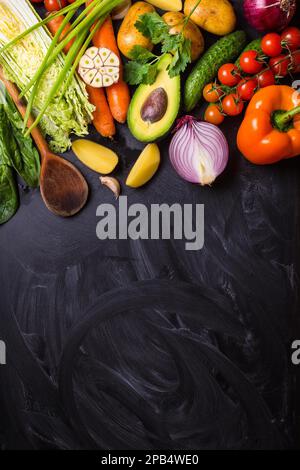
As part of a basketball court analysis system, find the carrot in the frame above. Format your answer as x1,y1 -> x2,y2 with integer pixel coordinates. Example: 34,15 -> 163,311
92,16 -> 130,124
106,81 -> 131,124
86,85 -> 116,138
46,14 -> 75,54
83,2 -> 116,138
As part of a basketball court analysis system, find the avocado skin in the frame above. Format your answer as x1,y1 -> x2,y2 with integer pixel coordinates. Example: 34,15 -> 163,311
184,31 -> 247,112
127,54 -> 181,143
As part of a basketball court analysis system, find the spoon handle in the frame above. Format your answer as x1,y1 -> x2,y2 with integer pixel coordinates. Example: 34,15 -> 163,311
0,66 -> 49,160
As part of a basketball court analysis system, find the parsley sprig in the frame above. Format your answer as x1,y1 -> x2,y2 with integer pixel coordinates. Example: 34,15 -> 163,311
124,12 -> 192,86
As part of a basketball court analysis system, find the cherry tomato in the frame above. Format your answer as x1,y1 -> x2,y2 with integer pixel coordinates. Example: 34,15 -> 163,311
44,0 -> 68,11
257,69 -> 276,88
203,83 -> 223,103
269,55 -> 290,77
218,63 -> 241,87
204,104 -> 225,126
281,27 -> 300,51
261,33 -> 282,57
237,77 -> 257,101
222,94 -> 244,116
239,50 -> 264,75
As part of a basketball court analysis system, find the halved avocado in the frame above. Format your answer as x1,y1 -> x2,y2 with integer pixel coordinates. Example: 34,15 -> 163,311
127,54 -> 181,142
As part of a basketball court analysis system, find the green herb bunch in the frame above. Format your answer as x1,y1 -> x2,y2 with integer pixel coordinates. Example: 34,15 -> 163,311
124,12 -> 192,86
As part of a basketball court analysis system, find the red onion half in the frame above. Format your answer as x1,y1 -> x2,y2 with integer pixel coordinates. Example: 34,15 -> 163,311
243,0 -> 296,32
169,116 -> 229,186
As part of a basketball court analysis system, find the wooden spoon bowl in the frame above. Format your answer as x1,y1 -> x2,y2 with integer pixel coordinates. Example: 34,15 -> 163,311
40,153 -> 88,217
0,67 -> 89,217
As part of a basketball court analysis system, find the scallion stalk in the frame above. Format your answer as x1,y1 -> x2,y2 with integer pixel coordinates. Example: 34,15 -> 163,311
59,17 -> 105,99
46,0 -> 119,61
22,2 -> 104,128
25,28 -> 89,137
22,8 -> 77,129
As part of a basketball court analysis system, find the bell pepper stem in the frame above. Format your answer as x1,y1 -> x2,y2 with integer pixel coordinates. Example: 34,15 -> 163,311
274,105 -> 300,130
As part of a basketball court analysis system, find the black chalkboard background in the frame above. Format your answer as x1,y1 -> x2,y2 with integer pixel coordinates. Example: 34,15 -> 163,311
0,0 -> 299,450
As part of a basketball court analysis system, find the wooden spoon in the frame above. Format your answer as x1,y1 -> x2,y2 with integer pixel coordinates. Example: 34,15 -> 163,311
0,67 -> 89,217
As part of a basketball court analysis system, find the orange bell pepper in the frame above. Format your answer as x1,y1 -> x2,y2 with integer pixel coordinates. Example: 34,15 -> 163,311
237,85 -> 300,165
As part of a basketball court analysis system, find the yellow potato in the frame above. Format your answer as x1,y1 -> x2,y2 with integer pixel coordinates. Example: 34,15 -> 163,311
163,12 -> 204,62
117,1 -> 155,59
72,140 -> 119,175
146,0 -> 182,12
184,0 -> 236,36
126,144 -> 160,188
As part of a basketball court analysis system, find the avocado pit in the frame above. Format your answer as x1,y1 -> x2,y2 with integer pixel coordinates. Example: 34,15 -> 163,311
141,87 -> 168,124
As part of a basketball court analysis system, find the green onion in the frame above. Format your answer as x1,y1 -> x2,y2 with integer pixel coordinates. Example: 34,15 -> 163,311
25,29 -> 89,137
59,17 -> 105,100
22,8 -> 77,130
21,9 -> 77,99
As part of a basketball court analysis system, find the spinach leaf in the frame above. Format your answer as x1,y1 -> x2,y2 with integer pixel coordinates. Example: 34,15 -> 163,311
0,104 -> 19,224
0,165 -> 18,225
0,103 -> 18,167
0,86 -> 40,188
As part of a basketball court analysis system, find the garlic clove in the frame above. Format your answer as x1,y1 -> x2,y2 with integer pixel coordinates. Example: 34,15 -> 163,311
81,68 -> 98,85
103,75 -> 114,87
103,52 -> 120,68
94,55 -> 103,68
85,47 -> 99,59
79,67 -> 93,77
79,55 -> 94,69
98,48 -> 111,63
100,176 -> 121,199
90,72 -> 103,88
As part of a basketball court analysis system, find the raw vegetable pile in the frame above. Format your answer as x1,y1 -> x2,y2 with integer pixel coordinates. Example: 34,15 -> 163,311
202,29 -> 300,126
0,0 -> 299,224
0,0 -> 94,152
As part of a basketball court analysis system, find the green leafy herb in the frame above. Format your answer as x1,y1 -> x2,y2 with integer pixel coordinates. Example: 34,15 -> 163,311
135,12 -> 169,45
2,90 -> 40,187
129,46 -> 157,63
169,38 -> 192,78
0,84 -> 41,225
124,12 -> 192,86
0,165 -> 18,225
124,60 -> 152,85
0,105 -> 18,225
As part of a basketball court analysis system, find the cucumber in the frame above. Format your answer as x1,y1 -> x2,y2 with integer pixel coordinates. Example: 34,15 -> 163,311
184,31 -> 247,112
235,38 -> 262,67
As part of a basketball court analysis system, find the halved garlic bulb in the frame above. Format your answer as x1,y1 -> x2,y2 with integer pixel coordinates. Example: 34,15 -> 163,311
78,47 -> 120,88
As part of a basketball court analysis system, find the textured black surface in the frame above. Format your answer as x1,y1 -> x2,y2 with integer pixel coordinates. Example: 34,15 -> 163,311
0,1 -> 299,450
